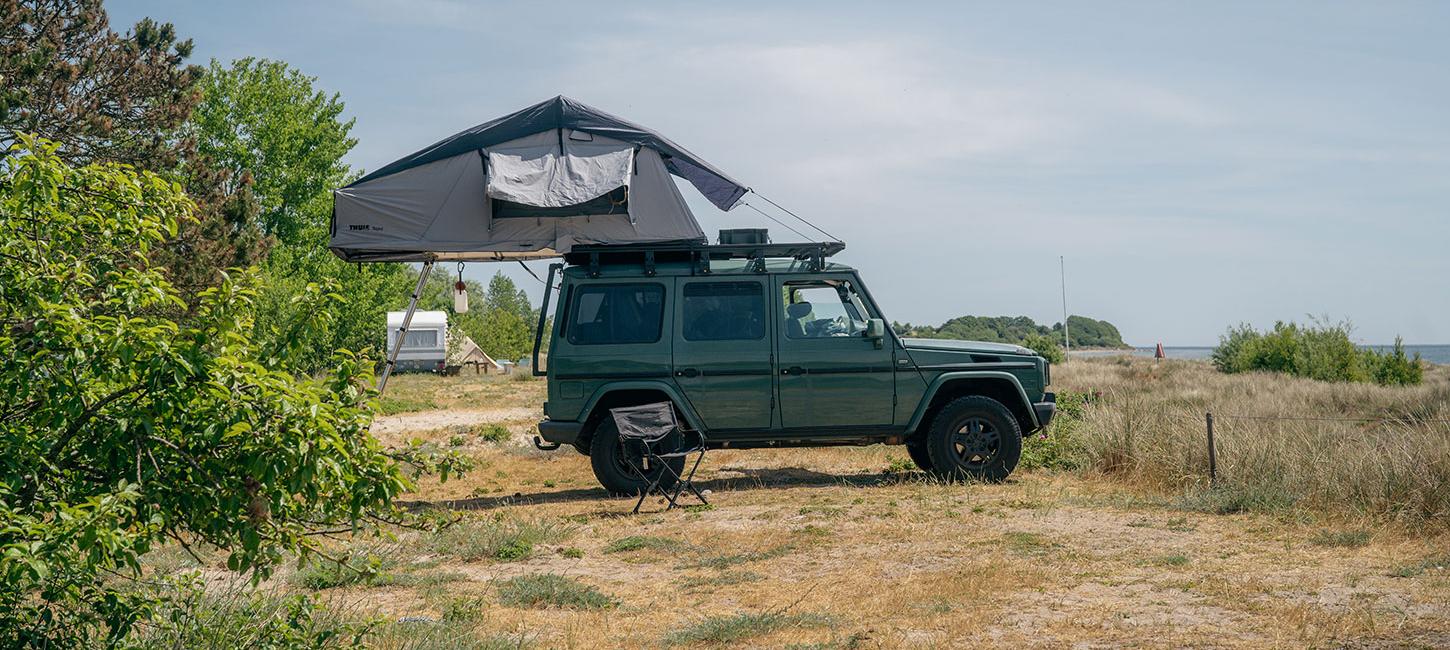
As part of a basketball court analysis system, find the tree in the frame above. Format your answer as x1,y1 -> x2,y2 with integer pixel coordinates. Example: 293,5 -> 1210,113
0,138 -> 416,646
0,0 -> 200,168
472,272 -> 535,362
0,1 -> 270,298
187,57 -> 356,245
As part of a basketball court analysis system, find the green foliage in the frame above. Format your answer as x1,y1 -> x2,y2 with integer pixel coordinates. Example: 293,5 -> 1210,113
0,1 -> 201,170
1211,321 -> 1423,386
189,57 -> 356,245
897,314 -> 1125,349
181,56 -> 416,373
123,583 -> 371,649
1021,332 -> 1065,364
475,424 -> 511,443
290,547 -> 399,590
1019,390 -> 1088,471
439,271 -> 535,364
494,574 -> 617,609
0,139 -> 412,646
1051,315 -> 1126,349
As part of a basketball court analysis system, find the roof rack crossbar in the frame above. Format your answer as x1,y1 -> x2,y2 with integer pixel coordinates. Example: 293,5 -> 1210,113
564,240 -> 844,268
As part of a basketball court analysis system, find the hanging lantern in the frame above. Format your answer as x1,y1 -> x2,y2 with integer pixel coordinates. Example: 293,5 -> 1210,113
453,263 -> 469,313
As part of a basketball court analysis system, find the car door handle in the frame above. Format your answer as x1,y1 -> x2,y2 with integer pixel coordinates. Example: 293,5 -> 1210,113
675,368 -> 699,378
782,366 -> 805,376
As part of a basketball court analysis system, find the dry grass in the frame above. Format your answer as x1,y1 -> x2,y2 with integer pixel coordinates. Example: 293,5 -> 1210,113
1059,356 -> 1450,527
142,362 -> 1450,648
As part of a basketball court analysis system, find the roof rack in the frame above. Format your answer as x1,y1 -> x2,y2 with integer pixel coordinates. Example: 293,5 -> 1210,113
564,240 -> 845,277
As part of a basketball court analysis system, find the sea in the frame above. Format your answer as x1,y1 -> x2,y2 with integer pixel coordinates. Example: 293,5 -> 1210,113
1070,345 -> 1450,365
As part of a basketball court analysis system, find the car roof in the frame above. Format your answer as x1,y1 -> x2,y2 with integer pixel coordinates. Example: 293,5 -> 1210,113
562,257 -> 856,279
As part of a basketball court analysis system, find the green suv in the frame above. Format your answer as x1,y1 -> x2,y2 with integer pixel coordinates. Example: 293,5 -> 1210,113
532,236 -> 1055,494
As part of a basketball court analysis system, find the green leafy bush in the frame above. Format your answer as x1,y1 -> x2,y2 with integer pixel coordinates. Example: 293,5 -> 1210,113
1211,321 -> 1422,386
1019,391 -> 1087,471
1022,332 -> 1065,364
0,139 -> 413,646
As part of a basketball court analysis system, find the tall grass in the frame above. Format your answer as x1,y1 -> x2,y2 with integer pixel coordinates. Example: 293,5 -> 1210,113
1056,357 -> 1450,528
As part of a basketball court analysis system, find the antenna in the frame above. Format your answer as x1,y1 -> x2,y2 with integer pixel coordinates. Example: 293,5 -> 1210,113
1060,255 -> 1070,352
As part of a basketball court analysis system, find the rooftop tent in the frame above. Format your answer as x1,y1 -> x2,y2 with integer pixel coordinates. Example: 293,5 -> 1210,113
330,95 -> 750,262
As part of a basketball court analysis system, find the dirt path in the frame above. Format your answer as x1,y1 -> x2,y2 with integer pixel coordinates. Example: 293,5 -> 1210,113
370,406 -> 537,438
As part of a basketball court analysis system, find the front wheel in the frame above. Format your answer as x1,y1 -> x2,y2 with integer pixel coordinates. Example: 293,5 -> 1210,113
925,396 -> 1022,483
588,417 -> 684,496
905,438 -> 934,472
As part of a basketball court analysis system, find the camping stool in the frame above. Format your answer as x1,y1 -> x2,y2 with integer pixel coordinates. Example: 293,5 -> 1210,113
609,402 -> 708,514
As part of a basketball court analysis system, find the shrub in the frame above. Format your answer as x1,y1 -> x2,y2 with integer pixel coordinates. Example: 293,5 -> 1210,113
1022,332 -> 1065,364
495,574 -> 616,609
0,139 -> 414,646
1019,390 -> 1088,471
1210,320 -> 1422,386
476,424 -> 511,443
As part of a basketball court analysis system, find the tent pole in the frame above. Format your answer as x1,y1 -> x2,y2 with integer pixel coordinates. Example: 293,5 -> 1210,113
379,260 -> 434,395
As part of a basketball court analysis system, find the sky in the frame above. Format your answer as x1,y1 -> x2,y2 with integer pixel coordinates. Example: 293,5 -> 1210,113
108,1 -> 1450,345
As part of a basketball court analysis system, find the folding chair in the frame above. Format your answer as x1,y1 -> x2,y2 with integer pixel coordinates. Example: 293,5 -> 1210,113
609,402 -> 708,514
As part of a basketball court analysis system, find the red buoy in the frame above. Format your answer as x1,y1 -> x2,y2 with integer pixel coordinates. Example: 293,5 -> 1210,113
1154,343 -> 1166,359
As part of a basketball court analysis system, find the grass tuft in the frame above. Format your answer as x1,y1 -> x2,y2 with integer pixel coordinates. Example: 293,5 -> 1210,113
603,535 -> 690,554
428,515 -> 575,562
1309,529 -> 1372,548
663,610 -> 834,646
495,574 -> 616,609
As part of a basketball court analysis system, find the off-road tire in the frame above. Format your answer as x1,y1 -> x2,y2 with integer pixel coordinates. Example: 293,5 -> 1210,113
588,417 -> 684,496
925,396 -> 1022,483
905,437 -> 934,472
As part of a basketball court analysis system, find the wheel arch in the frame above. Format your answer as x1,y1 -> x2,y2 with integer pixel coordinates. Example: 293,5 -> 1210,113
906,372 -> 1039,437
575,381 -> 703,451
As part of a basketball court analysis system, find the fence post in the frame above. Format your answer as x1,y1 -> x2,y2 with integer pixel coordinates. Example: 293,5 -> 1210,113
1205,412 -> 1217,488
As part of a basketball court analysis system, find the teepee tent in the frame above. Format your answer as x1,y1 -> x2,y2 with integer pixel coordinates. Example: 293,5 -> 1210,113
330,95 -> 749,262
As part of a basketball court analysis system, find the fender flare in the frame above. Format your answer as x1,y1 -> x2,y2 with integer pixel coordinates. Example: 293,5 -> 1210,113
576,381 -> 706,432
905,371 -> 1039,433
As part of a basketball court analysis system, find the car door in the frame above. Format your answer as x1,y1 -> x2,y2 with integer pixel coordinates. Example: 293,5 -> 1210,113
774,274 -> 895,429
672,279 -> 774,432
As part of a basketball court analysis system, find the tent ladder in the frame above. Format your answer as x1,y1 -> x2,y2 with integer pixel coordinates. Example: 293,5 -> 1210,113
379,260 -> 434,395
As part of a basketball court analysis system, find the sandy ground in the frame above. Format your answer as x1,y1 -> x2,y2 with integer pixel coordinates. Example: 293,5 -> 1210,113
161,372 -> 1450,648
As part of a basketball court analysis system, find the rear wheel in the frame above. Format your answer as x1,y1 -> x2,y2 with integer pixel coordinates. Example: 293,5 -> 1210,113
925,396 -> 1022,483
588,417 -> 684,496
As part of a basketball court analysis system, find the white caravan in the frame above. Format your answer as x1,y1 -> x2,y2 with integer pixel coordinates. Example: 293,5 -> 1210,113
386,311 -> 448,372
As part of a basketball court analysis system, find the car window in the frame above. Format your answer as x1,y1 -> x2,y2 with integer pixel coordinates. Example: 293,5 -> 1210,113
682,282 -> 764,341
783,280 -> 869,339
567,283 -> 665,345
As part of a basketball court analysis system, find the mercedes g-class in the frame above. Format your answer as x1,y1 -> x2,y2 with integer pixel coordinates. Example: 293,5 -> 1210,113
531,234 -> 1056,494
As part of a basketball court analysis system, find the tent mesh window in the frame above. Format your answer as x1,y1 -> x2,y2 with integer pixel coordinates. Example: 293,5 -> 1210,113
491,186 -> 628,219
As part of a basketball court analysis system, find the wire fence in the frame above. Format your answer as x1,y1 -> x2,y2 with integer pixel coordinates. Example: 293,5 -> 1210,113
1196,410 -> 1450,485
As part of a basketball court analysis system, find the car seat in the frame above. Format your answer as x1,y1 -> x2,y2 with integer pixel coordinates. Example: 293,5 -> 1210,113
786,302 -> 812,338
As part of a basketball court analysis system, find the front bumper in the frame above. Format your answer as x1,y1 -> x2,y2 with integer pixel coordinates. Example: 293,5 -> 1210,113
1033,392 -> 1057,430
537,419 -> 583,446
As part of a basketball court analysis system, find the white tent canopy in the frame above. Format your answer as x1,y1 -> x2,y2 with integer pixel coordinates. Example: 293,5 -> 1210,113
330,96 -> 749,262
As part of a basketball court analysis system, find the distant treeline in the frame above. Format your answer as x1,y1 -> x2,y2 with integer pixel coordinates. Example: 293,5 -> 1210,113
894,315 -> 1129,349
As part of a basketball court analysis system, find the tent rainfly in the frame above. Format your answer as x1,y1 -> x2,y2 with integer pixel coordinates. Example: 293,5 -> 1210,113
329,95 -> 750,262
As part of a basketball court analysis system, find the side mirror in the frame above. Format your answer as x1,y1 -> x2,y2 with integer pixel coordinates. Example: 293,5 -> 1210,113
865,318 -> 886,348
